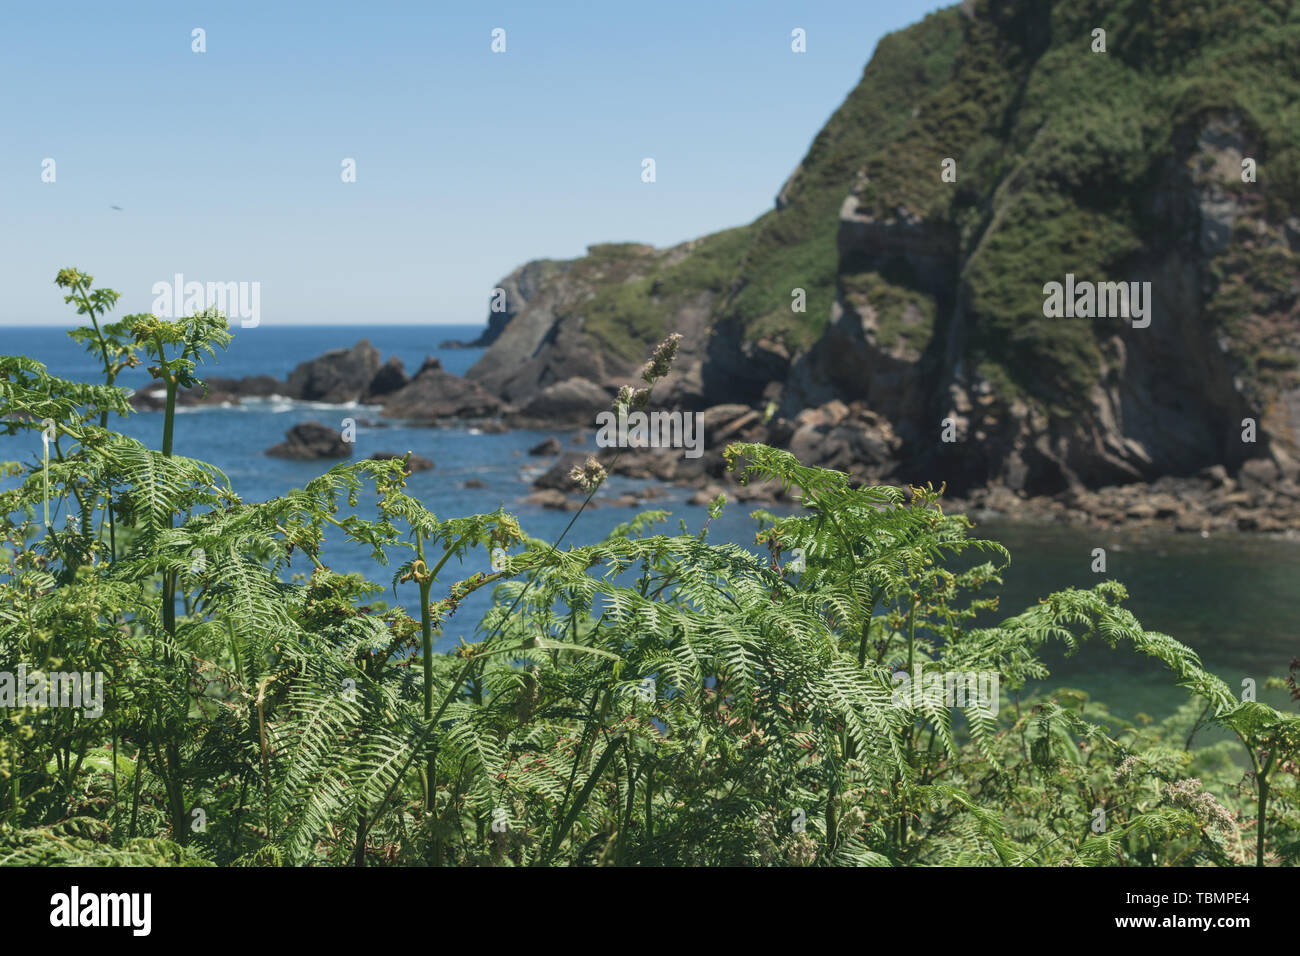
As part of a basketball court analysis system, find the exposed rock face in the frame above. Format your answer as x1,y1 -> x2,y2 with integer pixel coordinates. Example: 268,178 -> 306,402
947,466 -> 1300,536
785,402 -> 902,484
210,375 -> 284,398
469,259 -> 569,348
466,274 -> 626,404
130,344 -> 412,411
466,238 -> 732,410
910,110 -> 1295,497
368,451 -> 434,473
365,357 -> 410,399
380,356 -> 502,421
509,377 -> 611,425
531,451 -> 600,492
265,422 -> 352,460
459,1 -> 1300,529
286,340 -> 382,403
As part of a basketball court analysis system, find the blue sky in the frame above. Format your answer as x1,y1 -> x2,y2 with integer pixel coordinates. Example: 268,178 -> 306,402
2,0 -> 948,326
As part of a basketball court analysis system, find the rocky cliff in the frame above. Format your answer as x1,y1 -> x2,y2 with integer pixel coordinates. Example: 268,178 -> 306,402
467,0 -> 1300,505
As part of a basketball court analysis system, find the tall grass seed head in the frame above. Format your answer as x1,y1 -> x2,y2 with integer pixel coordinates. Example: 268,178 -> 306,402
569,456 -> 607,493
640,332 -> 682,383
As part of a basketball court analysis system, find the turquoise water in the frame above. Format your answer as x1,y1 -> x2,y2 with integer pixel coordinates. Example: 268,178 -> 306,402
971,520 -> 1298,720
3,325 -> 1297,721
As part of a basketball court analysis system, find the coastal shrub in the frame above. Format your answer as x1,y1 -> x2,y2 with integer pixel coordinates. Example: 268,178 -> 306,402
0,271 -> 1296,866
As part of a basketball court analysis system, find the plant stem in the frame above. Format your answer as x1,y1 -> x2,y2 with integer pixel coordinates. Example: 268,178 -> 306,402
413,530 -> 438,818
73,279 -> 118,560
160,375 -> 178,637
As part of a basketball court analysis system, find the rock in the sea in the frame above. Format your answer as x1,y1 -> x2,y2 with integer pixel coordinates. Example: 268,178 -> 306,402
209,374 -> 285,398
128,374 -> 288,410
533,451 -> 590,492
524,488 -> 584,511
511,377 -> 611,425
285,340 -> 382,403
265,422 -> 352,460
528,436 -> 563,456
365,356 -> 410,399
368,451 -> 434,473
463,478 -> 487,488
605,449 -> 679,481
380,356 -> 502,421
600,494 -> 640,508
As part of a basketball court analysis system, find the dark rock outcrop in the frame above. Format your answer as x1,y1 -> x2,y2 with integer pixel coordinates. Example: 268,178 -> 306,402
465,241 -> 720,410
458,2 -> 1300,532
469,259 -> 571,349
380,356 -> 502,421
265,422 -> 352,460
285,340 -> 382,404
211,375 -> 284,398
532,452 -> 590,492
129,374 -> 289,410
508,377 -> 611,425
365,357 -> 410,399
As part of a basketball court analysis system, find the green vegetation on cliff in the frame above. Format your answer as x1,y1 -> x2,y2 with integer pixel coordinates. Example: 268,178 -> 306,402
581,226 -> 756,362
721,7 -> 964,349
500,0 -> 1300,433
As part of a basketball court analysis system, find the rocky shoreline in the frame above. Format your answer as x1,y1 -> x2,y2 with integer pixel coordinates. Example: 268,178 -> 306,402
134,338 -> 1300,539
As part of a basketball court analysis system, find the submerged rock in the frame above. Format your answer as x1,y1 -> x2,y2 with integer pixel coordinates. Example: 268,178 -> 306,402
265,422 -> 352,460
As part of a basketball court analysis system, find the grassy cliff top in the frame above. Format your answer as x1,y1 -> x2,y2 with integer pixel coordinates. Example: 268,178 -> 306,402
496,0 -> 1300,415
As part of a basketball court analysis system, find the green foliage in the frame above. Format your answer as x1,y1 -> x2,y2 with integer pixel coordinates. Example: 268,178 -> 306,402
580,226 -> 754,362
1,271 -> 1296,866
719,8 -> 965,349
539,0 -> 1300,421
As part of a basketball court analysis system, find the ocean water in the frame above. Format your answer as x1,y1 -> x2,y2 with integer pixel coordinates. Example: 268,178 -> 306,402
2,324 -> 1297,720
